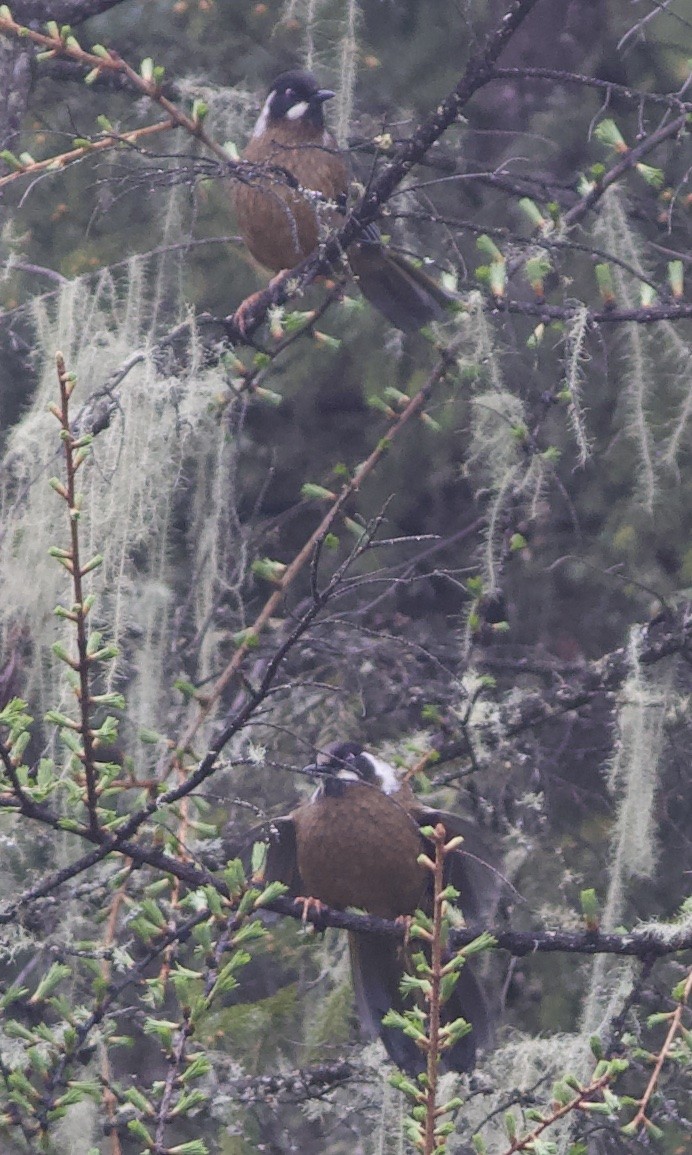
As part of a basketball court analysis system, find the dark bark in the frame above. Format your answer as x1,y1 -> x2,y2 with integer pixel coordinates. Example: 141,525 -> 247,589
0,39 -> 32,154
9,0 -> 129,23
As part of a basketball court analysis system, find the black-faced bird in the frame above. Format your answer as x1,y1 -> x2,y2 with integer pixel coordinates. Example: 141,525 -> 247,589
262,740 -> 497,1073
234,70 -> 455,332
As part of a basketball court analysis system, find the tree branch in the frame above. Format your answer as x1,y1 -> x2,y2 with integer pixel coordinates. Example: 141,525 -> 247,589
430,602 -> 692,778
225,0 -> 542,341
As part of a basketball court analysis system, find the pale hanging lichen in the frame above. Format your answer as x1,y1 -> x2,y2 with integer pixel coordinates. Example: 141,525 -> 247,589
562,303 -> 592,465
459,1034 -> 588,1153
280,0 -> 360,144
587,190 -> 691,479
466,388 -> 525,595
659,316 -> 692,471
335,0 -> 360,146
517,452 -> 552,524
458,290 -> 505,396
603,630 -> 672,918
0,257 -> 246,757
591,189 -> 658,510
580,626 -> 674,1048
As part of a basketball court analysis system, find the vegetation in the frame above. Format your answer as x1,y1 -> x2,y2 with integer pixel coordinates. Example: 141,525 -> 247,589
0,1 -> 690,1152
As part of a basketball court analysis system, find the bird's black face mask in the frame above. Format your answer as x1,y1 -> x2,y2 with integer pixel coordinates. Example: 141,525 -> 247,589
266,70 -> 335,128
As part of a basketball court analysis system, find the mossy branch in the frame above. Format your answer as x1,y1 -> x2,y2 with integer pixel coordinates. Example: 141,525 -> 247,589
484,1061 -> 627,1155
428,602 -> 692,785
563,112 -> 688,229
0,9 -> 232,169
0,118 -> 175,190
50,352 -> 103,833
388,825 -> 486,1155
174,337 -> 465,759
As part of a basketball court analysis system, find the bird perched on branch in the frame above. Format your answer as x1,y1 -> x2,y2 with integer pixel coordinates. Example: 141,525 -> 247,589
234,70 -> 455,332
262,740 -> 497,1073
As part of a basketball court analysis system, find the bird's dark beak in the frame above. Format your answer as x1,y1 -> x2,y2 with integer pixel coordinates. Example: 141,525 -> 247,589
301,761 -> 347,781
314,89 -> 335,104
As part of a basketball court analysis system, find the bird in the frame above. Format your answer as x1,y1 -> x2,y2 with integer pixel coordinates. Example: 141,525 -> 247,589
233,69 -> 456,332
261,740 -> 497,1073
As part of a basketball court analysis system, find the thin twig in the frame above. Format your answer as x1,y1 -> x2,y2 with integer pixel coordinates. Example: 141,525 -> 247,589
628,965 -> 692,1134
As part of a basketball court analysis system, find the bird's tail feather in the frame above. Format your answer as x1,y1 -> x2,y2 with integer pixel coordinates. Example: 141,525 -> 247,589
349,930 -> 490,1074
349,931 -> 421,1072
348,244 -> 458,333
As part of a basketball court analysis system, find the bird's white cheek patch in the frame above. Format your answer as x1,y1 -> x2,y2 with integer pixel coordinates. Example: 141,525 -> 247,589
363,754 -> 400,795
286,100 -> 309,120
251,94 -> 273,138
336,769 -> 360,782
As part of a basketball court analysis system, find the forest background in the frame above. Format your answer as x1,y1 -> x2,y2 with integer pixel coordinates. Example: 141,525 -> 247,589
0,1 -> 691,1153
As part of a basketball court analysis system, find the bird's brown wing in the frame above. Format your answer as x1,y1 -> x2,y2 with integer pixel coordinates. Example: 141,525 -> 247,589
236,122 -> 349,272
261,816 -> 304,897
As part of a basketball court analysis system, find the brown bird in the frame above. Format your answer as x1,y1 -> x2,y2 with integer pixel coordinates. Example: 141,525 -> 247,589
234,70 -> 456,332
263,740 -> 496,1073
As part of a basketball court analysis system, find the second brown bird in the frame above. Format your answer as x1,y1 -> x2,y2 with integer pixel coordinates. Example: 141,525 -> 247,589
234,70 -> 455,332
264,741 -> 497,1073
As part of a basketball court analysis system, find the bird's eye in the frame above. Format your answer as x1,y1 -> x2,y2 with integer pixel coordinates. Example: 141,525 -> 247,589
285,88 -> 294,98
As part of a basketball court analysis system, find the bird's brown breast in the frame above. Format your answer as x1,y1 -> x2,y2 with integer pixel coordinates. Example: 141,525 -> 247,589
291,781 -> 426,919
235,120 -> 349,272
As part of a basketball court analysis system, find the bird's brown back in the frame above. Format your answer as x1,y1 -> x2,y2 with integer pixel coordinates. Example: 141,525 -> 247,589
236,119 -> 350,272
